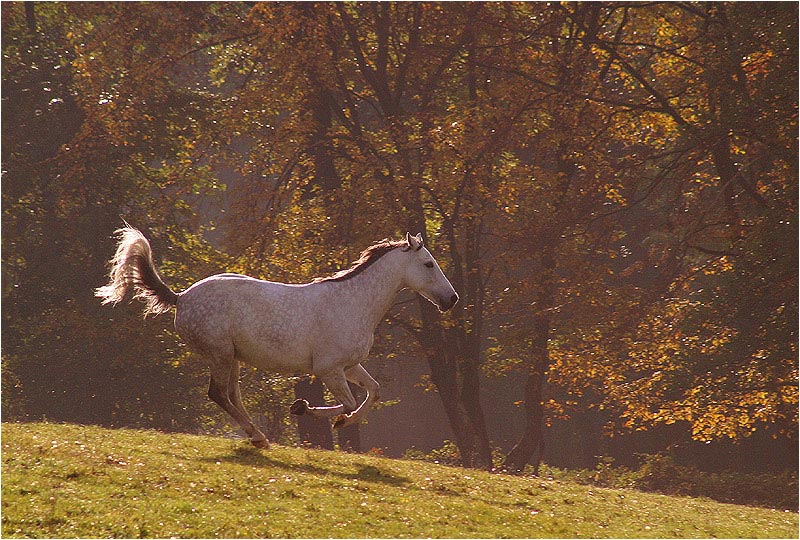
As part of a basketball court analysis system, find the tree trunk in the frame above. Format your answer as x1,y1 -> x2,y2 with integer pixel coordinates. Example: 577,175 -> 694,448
405,188 -> 492,469
460,353 -> 494,467
503,323 -> 549,474
424,338 -> 481,467
504,252 -> 555,474
419,299 -> 493,469
24,2 -> 36,34
459,226 -> 494,468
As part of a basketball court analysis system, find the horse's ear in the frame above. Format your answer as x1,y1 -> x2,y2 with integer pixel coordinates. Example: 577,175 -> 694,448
406,232 -> 424,251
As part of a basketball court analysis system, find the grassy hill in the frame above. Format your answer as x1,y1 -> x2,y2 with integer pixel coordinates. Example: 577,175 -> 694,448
2,422 -> 797,538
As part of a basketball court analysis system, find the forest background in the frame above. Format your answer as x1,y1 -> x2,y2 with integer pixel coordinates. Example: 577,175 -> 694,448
2,1 -> 797,482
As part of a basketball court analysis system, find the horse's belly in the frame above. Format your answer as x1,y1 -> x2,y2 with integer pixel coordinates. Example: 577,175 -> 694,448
234,339 -> 312,375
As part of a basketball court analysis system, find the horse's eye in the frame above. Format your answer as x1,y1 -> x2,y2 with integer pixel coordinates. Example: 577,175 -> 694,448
424,261 -> 434,268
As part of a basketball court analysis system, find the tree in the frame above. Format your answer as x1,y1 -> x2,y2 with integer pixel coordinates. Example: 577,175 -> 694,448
2,2 -> 215,430
536,2 -> 798,456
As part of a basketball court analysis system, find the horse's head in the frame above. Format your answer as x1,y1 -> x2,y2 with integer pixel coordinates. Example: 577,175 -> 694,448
400,233 -> 459,312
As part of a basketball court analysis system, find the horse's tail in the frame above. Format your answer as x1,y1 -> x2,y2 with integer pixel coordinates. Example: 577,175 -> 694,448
95,226 -> 178,317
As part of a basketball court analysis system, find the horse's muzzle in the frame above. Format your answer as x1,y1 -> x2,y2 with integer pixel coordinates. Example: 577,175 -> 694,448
439,292 -> 459,312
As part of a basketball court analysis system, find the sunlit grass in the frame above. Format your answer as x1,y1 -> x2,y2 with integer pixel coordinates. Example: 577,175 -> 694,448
2,422 -> 797,538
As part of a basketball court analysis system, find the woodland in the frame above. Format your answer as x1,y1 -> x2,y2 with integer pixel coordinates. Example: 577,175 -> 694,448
2,1 -> 797,479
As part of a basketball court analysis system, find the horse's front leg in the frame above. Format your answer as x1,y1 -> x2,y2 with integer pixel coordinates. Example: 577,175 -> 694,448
290,368 -> 357,419
332,364 -> 380,429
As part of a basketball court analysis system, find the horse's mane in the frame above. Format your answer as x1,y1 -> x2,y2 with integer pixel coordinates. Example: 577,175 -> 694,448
313,239 -> 407,283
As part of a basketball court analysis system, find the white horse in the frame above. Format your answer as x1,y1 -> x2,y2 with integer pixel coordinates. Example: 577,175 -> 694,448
96,227 -> 458,448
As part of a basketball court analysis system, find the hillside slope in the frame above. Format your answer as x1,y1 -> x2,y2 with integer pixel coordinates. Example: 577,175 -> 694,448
2,422 -> 797,538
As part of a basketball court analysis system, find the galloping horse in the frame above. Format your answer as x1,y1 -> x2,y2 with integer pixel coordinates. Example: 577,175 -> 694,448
96,227 -> 458,448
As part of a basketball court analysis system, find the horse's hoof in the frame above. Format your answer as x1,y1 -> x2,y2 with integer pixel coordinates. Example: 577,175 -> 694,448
251,438 -> 270,449
290,399 -> 309,415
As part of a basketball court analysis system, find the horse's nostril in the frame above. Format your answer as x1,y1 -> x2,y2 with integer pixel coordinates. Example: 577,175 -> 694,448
450,293 -> 459,306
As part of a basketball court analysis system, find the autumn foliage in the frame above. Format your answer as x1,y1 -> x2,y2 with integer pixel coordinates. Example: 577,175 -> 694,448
2,2 -> 796,473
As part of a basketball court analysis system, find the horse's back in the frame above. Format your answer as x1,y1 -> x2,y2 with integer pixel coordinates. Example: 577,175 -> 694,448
175,274 -> 317,372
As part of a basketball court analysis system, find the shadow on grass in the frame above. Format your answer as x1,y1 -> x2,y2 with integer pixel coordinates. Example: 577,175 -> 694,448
198,445 -> 411,487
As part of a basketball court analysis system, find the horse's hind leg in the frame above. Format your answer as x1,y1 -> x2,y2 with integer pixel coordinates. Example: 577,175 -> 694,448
290,368 -> 357,420
290,399 -> 347,419
207,358 -> 269,449
226,360 -> 269,448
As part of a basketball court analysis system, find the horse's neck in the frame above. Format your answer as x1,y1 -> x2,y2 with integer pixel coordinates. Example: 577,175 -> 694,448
330,251 -> 404,330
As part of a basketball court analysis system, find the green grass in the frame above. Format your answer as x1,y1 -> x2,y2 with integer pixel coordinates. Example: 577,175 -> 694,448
2,422 -> 797,538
